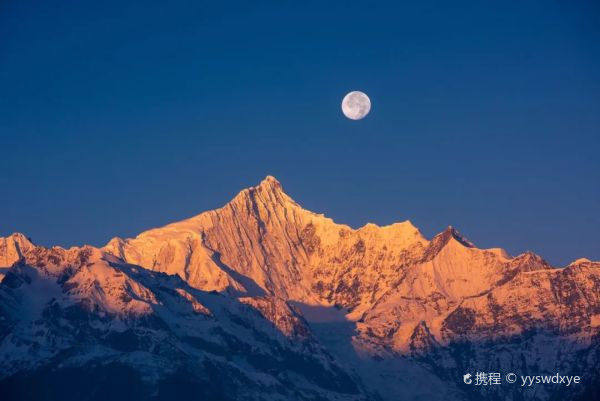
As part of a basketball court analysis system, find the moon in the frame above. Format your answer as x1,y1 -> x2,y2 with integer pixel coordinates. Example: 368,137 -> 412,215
342,91 -> 371,120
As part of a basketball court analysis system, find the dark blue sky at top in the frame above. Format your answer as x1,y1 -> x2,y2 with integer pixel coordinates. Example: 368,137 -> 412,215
1,1 -> 599,265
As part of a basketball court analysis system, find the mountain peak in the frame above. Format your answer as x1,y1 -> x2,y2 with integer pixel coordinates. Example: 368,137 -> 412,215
443,226 -> 475,248
510,251 -> 550,271
1,233 -> 35,271
229,175 -> 294,209
256,175 -> 283,192
2,232 -> 34,245
262,175 -> 280,185
235,175 -> 284,195
421,226 -> 475,261
568,257 -> 595,267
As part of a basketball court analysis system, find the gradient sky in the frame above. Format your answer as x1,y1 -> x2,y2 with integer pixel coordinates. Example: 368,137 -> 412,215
1,1 -> 599,265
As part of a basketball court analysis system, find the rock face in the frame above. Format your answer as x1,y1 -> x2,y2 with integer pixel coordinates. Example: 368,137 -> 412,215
103,176 -> 431,318
0,233 -> 35,281
0,242 -> 367,401
1,176 -> 599,401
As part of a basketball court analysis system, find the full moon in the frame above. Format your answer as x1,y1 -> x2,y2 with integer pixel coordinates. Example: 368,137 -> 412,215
342,91 -> 371,120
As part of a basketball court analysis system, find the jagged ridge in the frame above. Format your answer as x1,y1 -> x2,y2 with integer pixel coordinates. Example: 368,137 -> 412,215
1,176 -> 599,401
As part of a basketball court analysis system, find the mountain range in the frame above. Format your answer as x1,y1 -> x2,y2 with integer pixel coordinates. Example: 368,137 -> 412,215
1,176 -> 599,401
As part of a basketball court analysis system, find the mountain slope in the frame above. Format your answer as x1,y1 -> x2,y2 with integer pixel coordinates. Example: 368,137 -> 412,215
0,239 -> 370,401
103,176 -> 432,317
2,176 -> 599,401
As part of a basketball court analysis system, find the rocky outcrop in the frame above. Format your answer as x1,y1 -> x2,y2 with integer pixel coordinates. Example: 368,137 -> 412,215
0,233 -> 35,281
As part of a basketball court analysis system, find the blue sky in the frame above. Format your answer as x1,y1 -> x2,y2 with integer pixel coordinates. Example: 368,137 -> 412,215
1,0 -> 599,265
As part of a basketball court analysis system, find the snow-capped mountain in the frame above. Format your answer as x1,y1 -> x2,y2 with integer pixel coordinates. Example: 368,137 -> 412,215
1,176 -> 599,401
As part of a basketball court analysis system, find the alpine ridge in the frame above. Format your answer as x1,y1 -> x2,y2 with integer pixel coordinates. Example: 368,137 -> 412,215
1,176 -> 599,401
